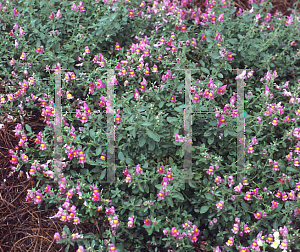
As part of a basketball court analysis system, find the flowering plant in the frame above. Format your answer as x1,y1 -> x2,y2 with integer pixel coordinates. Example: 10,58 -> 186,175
1,0 -> 300,251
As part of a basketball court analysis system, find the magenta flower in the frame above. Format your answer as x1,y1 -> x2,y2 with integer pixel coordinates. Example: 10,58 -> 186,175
254,211 -> 262,220
166,172 -> 173,181
34,192 -> 43,204
192,94 -> 200,103
40,142 -> 47,150
273,161 -> 279,171
128,9 -> 134,18
133,89 -> 139,99
13,8 -> 20,17
170,95 -> 176,103
157,190 -> 165,200
216,200 -> 224,209
78,154 -> 86,163
294,157 -> 300,166
144,216 -> 152,225
36,46 -> 43,53
206,166 -> 214,175
10,155 -> 18,164
171,227 -> 178,237
54,232 -> 61,242
124,174 -> 131,183
247,145 -> 254,154
20,52 -> 27,60
227,52 -> 234,60
115,42 -> 121,51
49,12 -> 55,20
226,237 -> 234,246
244,224 -> 251,233
271,200 -> 279,209
21,153 -> 28,162
71,3 -> 78,11
180,24 -> 187,32
128,215 -> 134,227
129,69 -> 135,77
244,192 -> 252,201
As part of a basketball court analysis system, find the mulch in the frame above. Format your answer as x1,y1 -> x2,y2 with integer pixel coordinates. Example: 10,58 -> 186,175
1,0 -> 300,251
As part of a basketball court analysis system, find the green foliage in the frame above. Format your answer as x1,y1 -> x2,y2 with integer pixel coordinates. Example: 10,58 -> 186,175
1,0 -> 300,251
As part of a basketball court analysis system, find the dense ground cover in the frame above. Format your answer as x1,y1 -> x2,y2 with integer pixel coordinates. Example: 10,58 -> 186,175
1,0 -> 300,251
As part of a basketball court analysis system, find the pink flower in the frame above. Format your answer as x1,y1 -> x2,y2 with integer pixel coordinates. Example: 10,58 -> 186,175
273,161 -> 279,171
157,190 -> 165,199
20,52 -> 27,60
128,215 -> 134,227
166,172 -> 173,181
133,89 -> 139,99
244,192 -> 252,201
113,42 -> 121,52
294,157 -> 300,166
71,3 -> 78,11
214,176 -> 223,185
21,153 -> 28,162
129,69 -> 135,77
254,211 -> 262,220
170,94 -> 176,103
232,224 -> 239,234
206,166 -> 214,175
226,237 -> 234,246
247,145 -> 254,154
53,9 -> 61,18
171,227 -> 178,237
124,174 -> 131,183
10,155 -> 18,164
192,94 -> 200,103
84,46 -> 90,54
54,232 -> 61,242
40,142 -> 47,150
13,8 -> 19,17
128,9 -> 134,18
78,154 -> 86,163
152,65 -> 158,72
34,192 -> 43,204
217,85 -> 227,95
244,224 -> 251,233
35,46 -> 43,53
49,12 -> 55,20
227,52 -> 234,60
144,216 -> 152,225
271,200 -> 279,209
134,164 -> 143,175
216,200 -> 224,209
180,24 -> 187,32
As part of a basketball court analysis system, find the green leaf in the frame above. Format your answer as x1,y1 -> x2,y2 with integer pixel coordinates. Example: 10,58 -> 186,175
96,147 -> 102,156
139,135 -> 146,147
207,136 -> 214,145
100,169 -> 106,180
200,205 -> 209,213
201,67 -> 210,75
167,117 -> 178,124
25,124 -> 32,132
205,192 -> 214,200
172,192 -> 184,201
118,151 -> 125,161
139,183 -> 144,192
224,128 -> 229,137
204,130 -> 212,137
146,129 -> 160,142
166,197 -> 174,207
90,129 -> 95,138
91,167 -> 101,173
